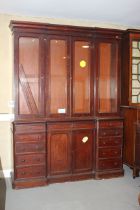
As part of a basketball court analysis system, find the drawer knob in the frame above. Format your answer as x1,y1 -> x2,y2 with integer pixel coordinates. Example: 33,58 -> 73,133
82,136 -> 88,143
21,172 -> 26,175
103,141 -> 106,145
114,162 -> 118,166
21,159 -> 26,162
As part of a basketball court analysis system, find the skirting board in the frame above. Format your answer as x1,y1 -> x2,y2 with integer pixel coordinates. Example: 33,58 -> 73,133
0,170 -> 12,178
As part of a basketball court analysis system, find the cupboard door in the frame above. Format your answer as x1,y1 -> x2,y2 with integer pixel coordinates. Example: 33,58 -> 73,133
48,132 -> 71,176
47,36 -> 70,116
18,36 -> 44,117
72,130 -> 93,173
72,39 -> 92,115
96,40 -> 120,115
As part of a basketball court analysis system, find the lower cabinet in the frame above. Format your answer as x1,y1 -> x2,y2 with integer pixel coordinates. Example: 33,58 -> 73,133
12,119 -> 124,189
12,122 -> 47,189
47,121 -> 95,183
95,119 -> 124,179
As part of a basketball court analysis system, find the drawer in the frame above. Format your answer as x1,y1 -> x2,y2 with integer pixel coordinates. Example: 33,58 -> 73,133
99,120 -> 123,128
99,128 -> 123,137
15,141 -> 45,153
15,154 -> 45,166
15,123 -> 46,134
15,133 -> 45,142
72,122 -> 94,129
16,165 -> 45,179
98,147 -> 121,158
47,123 -> 72,131
98,159 -> 122,170
99,137 -> 122,147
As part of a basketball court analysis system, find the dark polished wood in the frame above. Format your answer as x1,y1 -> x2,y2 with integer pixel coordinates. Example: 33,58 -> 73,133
121,29 -> 140,177
121,107 -> 139,168
133,123 -> 140,177
10,21 -> 124,189
95,118 -> 124,179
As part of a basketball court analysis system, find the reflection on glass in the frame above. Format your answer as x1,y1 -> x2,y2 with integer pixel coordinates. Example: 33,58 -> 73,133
73,41 -> 90,114
49,39 -> 68,114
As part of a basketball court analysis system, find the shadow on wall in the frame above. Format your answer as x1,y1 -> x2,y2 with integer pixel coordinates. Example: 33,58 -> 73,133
0,157 -> 6,210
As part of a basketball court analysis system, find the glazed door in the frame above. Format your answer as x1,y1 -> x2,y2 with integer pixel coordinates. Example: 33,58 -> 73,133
96,39 -> 120,116
16,34 -> 45,118
72,38 -> 93,116
130,36 -> 140,105
72,130 -> 93,174
47,131 -> 71,177
46,36 -> 70,117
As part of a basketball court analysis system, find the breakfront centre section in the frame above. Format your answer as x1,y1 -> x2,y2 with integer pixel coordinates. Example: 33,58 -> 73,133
10,21 -> 124,189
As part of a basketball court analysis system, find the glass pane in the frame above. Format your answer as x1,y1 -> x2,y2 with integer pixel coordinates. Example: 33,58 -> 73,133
19,37 -> 40,115
132,41 -> 140,103
73,41 -> 90,113
98,42 -> 118,113
49,39 -> 67,114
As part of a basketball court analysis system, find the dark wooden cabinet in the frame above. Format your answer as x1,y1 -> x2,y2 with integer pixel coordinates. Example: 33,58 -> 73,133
121,29 -> 140,177
10,21 -> 124,189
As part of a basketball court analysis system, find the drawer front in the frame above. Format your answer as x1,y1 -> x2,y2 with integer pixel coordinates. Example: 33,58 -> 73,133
47,122 -> 94,131
15,154 -> 45,166
99,128 -> 123,137
99,137 -> 122,147
98,159 -> 122,170
47,123 -> 72,131
15,141 -> 45,153
15,134 -> 45,142
99,120 -> 123,128
15,123 -> 46,134
99,148 -> 121,158
16,165 -> 45,179
72,122 -> 94,129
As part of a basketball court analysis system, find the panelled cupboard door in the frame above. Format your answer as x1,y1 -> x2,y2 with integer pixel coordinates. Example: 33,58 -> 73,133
96,39 -> 120,116
16,35 -> 45,118
72,130 -> 94,173
47,132 -> 71,177
46,36 -> 70,117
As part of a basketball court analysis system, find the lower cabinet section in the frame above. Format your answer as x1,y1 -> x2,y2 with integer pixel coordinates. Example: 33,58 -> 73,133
95,119 -> 124,179
12,118 -> 124,189
47,122 -> 95,183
